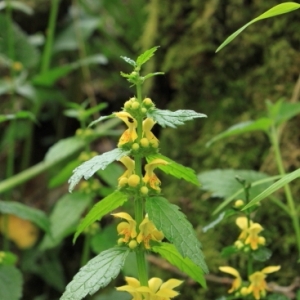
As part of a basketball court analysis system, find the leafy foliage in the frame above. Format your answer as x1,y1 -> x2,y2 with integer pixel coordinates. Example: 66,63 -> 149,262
146,197 -> 208,273
0,265 -> 23,300
147,108 -> 207,128
60,247 -> 129,300
146,153 -> 200,186
68,148 -> 130,192
152,242 -> 206,287
136,46 -> 159,67
73,191 -> 128,243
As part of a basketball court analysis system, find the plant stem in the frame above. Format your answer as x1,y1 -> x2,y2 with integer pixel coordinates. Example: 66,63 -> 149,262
270,125 -> 300,257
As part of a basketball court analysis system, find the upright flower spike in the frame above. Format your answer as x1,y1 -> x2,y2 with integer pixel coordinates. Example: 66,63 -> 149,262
219,266 -> 242,293
137,215 -> 164,249
112,212 -> 137,243
143,118 -> 159,146
246,266 -> 281,300
143,159 -> 169,191
118,156 -> 135,187
115,112 -> 138,146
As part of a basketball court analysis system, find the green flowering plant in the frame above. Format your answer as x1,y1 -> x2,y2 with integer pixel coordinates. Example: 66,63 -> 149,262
60,47 -> 208,300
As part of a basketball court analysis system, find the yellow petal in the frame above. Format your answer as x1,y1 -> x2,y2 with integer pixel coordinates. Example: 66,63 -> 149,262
160,279 -> 183,290
236,216 -> 250,229
148,277 -> 163,293
112,212 -> 134,221
219,266 -> 241,278
125,276 -> 141,288
261,266 -> 281,274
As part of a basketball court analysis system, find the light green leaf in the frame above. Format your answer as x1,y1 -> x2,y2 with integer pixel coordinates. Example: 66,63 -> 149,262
60,247 -> 129,300
45,137 -> 85,164
152,242 -> 206,287
68,148 -> 130,192
216,2 -> 300,52
89,114 -> 114,127
0,1 -> 33,15
146,197 -> 208,273
0,111 -> 35,123
39,193 -> 92,251
73,191 -> 128,243
136,46 -> 159,67
120,56 -> 136,67
206,118 -> 272,147
243,168 -> 300,210
273,102 -> 300,125
146,154 -> 199,186
251,247 -> 272,262
0,201 -> 50,233
0,251 -> 18,266
147,108 -> 207,128
0,265 -> 23,300
143,72 -> 164,81
97,162 -> 124,187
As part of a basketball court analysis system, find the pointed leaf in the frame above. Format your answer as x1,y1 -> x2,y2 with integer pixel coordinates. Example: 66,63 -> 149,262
89,114 -> 114,127
147,108 -> 207,128
216,3 -> 300,52
273,102 -> 300,125
243,168 -> 300,210
146,197 -> 208,273
206,119 -> 272,147
136,46 -> 159,67
0,265 -> 23,300
120,56 -> 136,67
0,200 -> 50,233
68,148 -> 130,192
143,72 -> 164,81
73,191 -> 128,243
152,242 -> 206,287
146,154 -> 199,186
60,247 -> 129,300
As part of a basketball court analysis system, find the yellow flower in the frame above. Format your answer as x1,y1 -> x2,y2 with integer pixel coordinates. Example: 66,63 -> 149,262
247,266 -> 281,300
143,159 -> 169,191
236,216 -> 253,240
115,112 -> 138,146
117,277 -> 183,300
112,212 -> 137,243
0,214 -> 39,249
137,216 -> 164,249
219,266 -> 242,293
143,118 -> 159,146
118,156 -> 135,186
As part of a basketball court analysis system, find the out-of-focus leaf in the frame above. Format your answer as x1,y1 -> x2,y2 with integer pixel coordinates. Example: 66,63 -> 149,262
92,290 -> 131,300
216,3 -> 300,52
0,1 -> 33,15
221,245 -> 239,258
202,210 -> 236,233
90,224 -> 118,253
0,265 -> 23,300
251,247 -> 272,262
89,115 -> 114,127
0,251 -> 18,266
0,111 -> 35,123
97,162 -> 124,187
120,56 -> 136,67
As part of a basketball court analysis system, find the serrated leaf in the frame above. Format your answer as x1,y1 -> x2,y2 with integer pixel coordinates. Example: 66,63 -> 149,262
146,154 -> 199,186
146,197 -> 208,273
251,247 -> 272,262
0,265 -> 23,300
60,247 -> 129,300
152,242 -> 206,287
136,46 -> 159,67
0,200 -> 50,233
243,168 -> 300,210
147,108 -> 207,128
120,56 -> 136,67
206,119 -> 272,147
73,191 -> 128,243
39,193 -> 92,251
216,3 -> 300,52
68,148 -> 130,192
89,114 -> 114,127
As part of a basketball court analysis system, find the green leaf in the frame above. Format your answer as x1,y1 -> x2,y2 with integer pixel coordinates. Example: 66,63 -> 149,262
273,102 -> 300,126
45,137 -> 85,164
97,162 -> 124,187
39,193 -> 92,251
88,114 -> 114,127
90,225 -> 118,253
152,242 -> 206,288
120,56 -> 136,67
221,245 -> 239,258
143,72 -> 164,81
0,111 -> 35,123
0,265 -> 23,300
0,251 -> 18,266
93,290 -> 131,300
0,201 -> 50,233
146,197 -> 208,273
243,168 -> 300,210
216,2 -> 300,52
73,191 -> 128,243
266,293 -> 290,300
206,118 -> 272,147
0,1 -> 33,15
146,154 -> 200,186
251,247 -> 272,262
147,108 -> 207,128
202,210 -> 236,233
68,148 -> 130,192
136,46 -> 159,67
60,247 -> 129,300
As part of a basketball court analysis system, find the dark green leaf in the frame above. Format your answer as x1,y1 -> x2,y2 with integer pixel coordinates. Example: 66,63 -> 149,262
146,197 -> 208,273
206,119 -> 272,147
251,247 -> 272,262
146,154 -> 199,186
0,1 -> 33,15
60,247 -> 129,300
0,201 -> 50,233
120,56 -> 136,67
93,290 -> 131,300
266,293 -> 290,300
90,225 -> 118,253
243,168 -> 300,209
216,3 -> 300,52
68,148 -> 130,192
97,162 -> 124,187
221,245 -> 239,258
147,108 -> 207,128
152,242 -> 206,287
73,191 -> 128,243
0,265 -> 23,300
136,46 -> 159,67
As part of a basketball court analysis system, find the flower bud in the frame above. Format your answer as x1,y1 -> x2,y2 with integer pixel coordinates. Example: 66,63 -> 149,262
117,238 -> 124,245
128,240 -> 138,249
132,143 -> 140,151
140,138 -> 149,148
240,287 -> 248,296
143,98 -> 153,106
234,199 -> 244,208
234,240 -> 244,249
119,177 -> 128,187
140,186 -> 149,195
124,101 -> 132,109
141,107 -> 147,114
128,174 -> 141,187
150,139 -> 159,148
131,102 -> 140,110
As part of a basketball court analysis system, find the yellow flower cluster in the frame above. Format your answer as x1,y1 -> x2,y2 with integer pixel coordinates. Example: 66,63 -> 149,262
116,276 -> 183,300
112,212 -> 164,250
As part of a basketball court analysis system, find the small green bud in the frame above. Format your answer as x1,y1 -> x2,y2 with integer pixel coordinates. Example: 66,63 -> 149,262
140,186 -> 149,195
141,107 -> 147,114
128,240 -> 138,249
128,174 -> 141,187
124,101 -> 132,109
117,238 -> 124,245
132,143 -> 139,150
234,199 -> 244,208
143,98 -> 153,106
140,138 -> 149,148
131,102 -> 140,109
